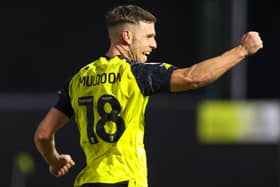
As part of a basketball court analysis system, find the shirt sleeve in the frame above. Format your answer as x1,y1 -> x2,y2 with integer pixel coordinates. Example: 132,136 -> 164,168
131,62 -> 178,96
53,78 -> 74,118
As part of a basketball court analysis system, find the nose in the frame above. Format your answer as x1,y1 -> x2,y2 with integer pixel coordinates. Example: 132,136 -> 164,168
151,38 -> 157,49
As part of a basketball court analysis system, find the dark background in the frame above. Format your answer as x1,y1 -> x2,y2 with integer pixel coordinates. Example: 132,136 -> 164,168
1,0 -> 279,98
1,0 -> 279,187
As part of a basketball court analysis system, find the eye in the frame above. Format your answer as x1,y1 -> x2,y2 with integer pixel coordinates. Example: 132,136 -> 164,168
147,34 -> 155,38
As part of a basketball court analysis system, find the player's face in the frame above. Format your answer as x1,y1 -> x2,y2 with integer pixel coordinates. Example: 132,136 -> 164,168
129,21 -> 157,63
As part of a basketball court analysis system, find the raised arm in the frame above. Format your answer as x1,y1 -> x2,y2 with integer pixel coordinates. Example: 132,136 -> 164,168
170,31 -> 263,92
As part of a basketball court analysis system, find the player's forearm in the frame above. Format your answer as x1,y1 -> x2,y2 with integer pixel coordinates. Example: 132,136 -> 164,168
34,108 -> 70,166
172,45 -> 247,91
34,134 -> 59,165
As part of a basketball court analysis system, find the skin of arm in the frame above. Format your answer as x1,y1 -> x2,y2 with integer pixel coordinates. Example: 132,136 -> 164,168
34,107 -> 75,177
170,31 -> 263,92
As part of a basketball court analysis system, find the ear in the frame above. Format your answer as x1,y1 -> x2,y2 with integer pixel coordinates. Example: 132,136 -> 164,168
121,30 -> 133,45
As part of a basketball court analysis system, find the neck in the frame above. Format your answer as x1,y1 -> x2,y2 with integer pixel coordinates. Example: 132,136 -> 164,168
106,44 -> 135,61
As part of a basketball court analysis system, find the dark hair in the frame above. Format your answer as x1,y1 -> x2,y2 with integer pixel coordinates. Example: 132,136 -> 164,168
106,5 -> 157,29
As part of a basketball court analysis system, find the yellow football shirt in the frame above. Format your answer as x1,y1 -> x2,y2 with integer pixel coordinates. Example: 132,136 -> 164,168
55,56 -> 176,187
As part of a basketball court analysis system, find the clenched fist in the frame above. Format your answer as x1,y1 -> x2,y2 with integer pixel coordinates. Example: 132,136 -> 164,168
49,154 -> 75,177
240,31 -> 263,56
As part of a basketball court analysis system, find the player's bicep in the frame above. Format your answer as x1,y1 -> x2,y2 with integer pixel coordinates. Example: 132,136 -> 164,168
170,68 -> 194,92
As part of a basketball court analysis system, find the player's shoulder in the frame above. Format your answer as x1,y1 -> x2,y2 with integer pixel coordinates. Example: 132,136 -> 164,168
71,56 -> 104,75
131,61 -> 177,71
